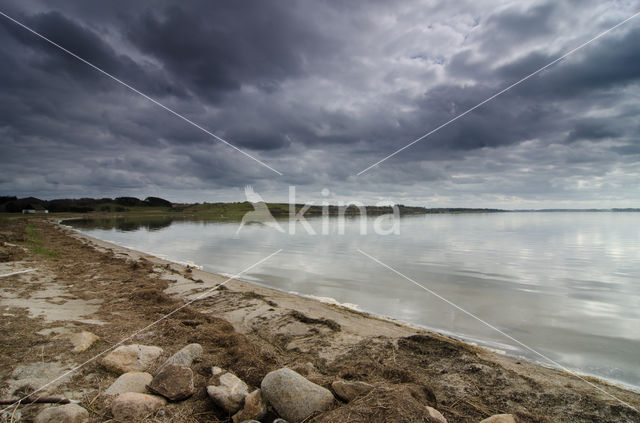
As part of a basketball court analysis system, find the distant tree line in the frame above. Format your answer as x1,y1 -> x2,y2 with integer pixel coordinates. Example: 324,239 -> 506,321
2,196 -> 636,215
0,195 -> 512,215
0,196 -> 173,213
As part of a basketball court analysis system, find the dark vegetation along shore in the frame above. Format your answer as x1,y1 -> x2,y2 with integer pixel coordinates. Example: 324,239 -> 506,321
0,195 -> 510,218
2,196 -> 637,222
0,215 -> 639,422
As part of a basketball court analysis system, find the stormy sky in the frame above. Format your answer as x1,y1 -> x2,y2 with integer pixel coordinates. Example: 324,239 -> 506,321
0,0 -> 639,208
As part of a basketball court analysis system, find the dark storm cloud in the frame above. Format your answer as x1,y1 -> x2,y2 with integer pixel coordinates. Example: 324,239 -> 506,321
127,2 -> 336,100
495,25 -> 640,99
0,0 -> 638,207
1,10 -> 180,97
478,2 -> 559,53
567,119 -> 624,143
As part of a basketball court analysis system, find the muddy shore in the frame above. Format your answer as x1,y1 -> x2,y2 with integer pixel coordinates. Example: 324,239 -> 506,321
1,217 -> 639,422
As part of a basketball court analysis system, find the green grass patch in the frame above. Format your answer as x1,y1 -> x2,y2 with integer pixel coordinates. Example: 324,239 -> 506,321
25,223 -> 59,258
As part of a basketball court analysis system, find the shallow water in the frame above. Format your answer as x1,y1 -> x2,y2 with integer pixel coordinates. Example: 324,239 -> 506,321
69,212 -> 640,390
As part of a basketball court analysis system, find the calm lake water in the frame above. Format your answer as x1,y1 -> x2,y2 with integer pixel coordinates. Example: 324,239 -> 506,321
69,212 -> 640,390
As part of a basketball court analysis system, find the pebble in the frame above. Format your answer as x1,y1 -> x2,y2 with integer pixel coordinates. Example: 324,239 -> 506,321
426,406 -> 448,423
104,371 -> 153,396
232,389 -> 267,423
66,331 -> 99,352
34,403 -> 89,423
206,369 -> 249,414
261,368 -> 335,423
101,344 -> 163,374
148,364 -> 194,401
111,392 -> 166,421
154,343 -> 202,374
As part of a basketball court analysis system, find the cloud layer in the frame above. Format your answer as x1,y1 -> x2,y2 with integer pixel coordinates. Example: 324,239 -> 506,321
0,0 -> 639,207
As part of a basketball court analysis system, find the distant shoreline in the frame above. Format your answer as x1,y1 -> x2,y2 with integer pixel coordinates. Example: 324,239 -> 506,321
2,194 -> 639,216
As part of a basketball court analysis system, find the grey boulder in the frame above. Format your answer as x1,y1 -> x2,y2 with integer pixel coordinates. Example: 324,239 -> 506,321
206,369 -> 249,414
34,404 -> 89,423
104,371 -> 153,396
261,368 -> 334,423
148,364 -> 194,401
101,344 -> 163,374
154,343 -> 202,374
111,392 -> 166,421
232,389 -> 267,423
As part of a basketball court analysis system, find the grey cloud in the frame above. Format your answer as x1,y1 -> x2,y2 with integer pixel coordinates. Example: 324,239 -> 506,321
480,3 -> 559,51
0,0 -> 638,208
126,2 -> 336,100
567,119 -> 624,143
495,25 -> 640,99
2,10 -> 180,97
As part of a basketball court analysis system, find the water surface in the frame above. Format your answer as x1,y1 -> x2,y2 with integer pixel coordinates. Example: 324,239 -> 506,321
69,212 -> 640,390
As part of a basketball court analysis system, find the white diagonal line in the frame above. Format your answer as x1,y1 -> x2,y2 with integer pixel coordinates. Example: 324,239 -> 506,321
357,10 -> 640,176
0,10 -> 283,176
0,249 -> 282,413
357,248 -> 639,412
0,268 -> 37,278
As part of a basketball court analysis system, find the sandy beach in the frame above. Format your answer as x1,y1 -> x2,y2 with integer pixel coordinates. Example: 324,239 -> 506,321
1,217 -> 639,423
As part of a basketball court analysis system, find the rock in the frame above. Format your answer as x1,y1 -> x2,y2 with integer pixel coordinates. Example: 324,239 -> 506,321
8,362 -> 70,395
155,343 -> 202,374
426,406 -> 447,423
479,414 -> 517,423
331,380 -> 374,402
261,368 -> 335,423
206,370 -> 249,414
101,344 -> 163,374
34,403 -> 89,423
232,389 -> 267,423
148,364 -> 194,401
111,392 -> 166,421
66,331 -> 99,352
104,371 -> 153,396
273,419 -> 290,423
